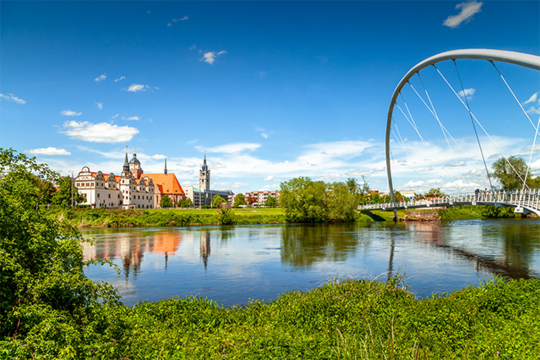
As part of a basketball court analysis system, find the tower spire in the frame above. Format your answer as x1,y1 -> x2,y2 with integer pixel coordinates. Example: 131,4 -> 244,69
164,158 -> 168,175
204,150 -> 206,164
123,152 -> 129,172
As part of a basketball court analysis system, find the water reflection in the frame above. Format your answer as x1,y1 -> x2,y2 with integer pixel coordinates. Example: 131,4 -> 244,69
279,223 -> 370,268
81,219 -> 540,306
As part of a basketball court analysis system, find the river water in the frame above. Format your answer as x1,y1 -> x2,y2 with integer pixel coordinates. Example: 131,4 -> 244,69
82,219 -> 540,307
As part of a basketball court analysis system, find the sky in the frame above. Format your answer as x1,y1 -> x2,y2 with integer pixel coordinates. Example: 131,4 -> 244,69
1,1 -> 539,194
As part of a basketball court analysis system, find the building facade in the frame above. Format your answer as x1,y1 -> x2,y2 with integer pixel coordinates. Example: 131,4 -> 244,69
244,190 -> 281,206
75,152 -> 185,209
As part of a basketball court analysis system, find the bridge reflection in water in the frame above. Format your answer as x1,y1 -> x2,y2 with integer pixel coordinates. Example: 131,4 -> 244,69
82,220 -> 540,306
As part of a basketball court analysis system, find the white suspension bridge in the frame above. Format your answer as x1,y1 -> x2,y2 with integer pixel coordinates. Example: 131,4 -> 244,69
357,49 -> 540,218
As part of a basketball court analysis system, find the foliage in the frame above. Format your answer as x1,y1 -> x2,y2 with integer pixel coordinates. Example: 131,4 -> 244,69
347,176 -> 371,205
528,176 -> 540,188
438,205 -> 517,220
424,187 -> 447,198
234,193 -> 246,207
211,195 -> 226,207
481,205 -> 517,218
51,176 -> 85,208
279,177 -> 357,223
9,276 -> 535,359
160,195 -> 173,208
36,178 -> 56,205
264,195 -> 278,208
491,156 -> 531,190
177,198 -> 194,208
217,207 -> 238,225
0,148 -> 122,357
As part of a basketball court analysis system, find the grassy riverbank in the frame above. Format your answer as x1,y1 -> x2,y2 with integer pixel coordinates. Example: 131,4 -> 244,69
44,207 -> 397,228
5,276 -> 539,359
438,205 -> 522,220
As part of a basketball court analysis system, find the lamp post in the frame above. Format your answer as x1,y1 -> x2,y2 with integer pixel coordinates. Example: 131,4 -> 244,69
69,170 -> 74,208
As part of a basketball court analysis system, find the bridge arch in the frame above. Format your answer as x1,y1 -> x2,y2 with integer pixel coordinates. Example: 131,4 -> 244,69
385,49 -> 540,216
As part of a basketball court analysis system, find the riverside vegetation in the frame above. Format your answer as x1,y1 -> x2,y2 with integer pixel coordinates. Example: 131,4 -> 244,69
2,149 -> 540,358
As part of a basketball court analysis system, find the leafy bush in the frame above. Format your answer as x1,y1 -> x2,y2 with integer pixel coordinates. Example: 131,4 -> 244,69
217,207 -> 238,225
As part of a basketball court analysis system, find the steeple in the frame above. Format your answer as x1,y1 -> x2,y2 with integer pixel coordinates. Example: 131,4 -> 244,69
123,152 -> 129,172
164,158 -> 168,175
204,151 -> 207,165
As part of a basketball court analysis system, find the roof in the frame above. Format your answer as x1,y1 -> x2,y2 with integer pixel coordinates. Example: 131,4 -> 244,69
145,173 -> 185,195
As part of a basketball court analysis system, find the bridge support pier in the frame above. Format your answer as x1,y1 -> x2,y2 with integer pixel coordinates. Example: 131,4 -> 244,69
393,209 -> 398,222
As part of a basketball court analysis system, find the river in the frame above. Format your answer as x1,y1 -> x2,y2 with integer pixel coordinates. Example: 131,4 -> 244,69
82,219 -> 540,307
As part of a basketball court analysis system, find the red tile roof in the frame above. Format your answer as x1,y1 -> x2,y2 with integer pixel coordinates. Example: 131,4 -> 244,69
144,173 -> 185,195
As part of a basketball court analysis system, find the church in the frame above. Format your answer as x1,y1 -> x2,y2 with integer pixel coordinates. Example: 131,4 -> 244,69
75,152 -> 186,209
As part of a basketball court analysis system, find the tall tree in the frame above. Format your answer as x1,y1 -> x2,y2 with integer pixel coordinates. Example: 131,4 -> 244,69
264,195 -> 278,208
212,195 -> 226,207
424,188 -> 447,198
160,195 -> 173,208
491,156 -> 531,190
233,193 -> 246,207
51,176 -> 84,208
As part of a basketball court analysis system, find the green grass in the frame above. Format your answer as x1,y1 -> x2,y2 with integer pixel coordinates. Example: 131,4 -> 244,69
151,207 -> 285,216
5,276 -> 539,359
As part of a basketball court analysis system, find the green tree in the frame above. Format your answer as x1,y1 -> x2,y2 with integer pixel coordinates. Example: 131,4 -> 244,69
530,176 -> 540,188
279,177 -> 357,223
212,195 -> 227,207
264,195 -> 278,208
233,193 -> 246,207
0,148 -> 120,352
51,176 -> 84,208
36,178 -> 56,205
184,197 -> 194,207
424,188 -> 447,198
160,195 -> 173,208
491,156 -> 531,190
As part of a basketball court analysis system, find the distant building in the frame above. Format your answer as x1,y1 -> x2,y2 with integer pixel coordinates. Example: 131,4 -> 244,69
75,152 -> 186,209
244,190 -> 280,206
183,154 -> 234,206
400,190 -> 416,200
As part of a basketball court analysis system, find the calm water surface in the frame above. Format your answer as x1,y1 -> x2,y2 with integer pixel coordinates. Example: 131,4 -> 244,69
82,219 -> 540,307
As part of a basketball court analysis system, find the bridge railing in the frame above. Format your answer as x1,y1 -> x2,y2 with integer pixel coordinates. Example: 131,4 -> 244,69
357,189 -> 540,211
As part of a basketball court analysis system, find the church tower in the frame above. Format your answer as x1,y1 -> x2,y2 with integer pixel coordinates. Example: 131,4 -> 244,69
129,153 -> 144,179
199,152 -> 210,191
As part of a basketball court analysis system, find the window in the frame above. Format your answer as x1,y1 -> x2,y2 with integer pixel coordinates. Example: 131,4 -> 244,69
97,194 -> 100,198
108,194 -> 111,198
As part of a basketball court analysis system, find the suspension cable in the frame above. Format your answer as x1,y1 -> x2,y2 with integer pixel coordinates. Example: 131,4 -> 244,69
453,59 -> 495,193
522,115 -> 540,193
490,61 -> 540,137
433,63 -> 531,190
411,75 -> 466,187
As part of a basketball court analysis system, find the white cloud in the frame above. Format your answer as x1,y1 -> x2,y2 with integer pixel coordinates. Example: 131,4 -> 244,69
524,92 -> 538,105
114,76 -> 125,82
26,147 -> 71,156
123,116 -> 140,121
200,51 -> 227,65
0,93 -> 26,104
94,73 -> 106,82
317,173 -> 342,182
94,102 -> 103,109
61,110 -> 82,116
260,71 -> 268,78
147,10 -> 151,14
264,175 -> 281,181
195,143 -> 261,154
61,121 -> 139,143
414,167 -> 433,173
214,182 -> 250,189
186,139 -> 198,145
443,1 -> 483,29
172,16 -> 188,22
261,133 -> 269,139
151,154 -> 167,160
445,161 -> 466,167
111,113 -> 119,119
167,23 -> 172,27
126,84 -> 149,92
458,88 -> 475,99
190,44 -> 196,50
526,107 -> 540,115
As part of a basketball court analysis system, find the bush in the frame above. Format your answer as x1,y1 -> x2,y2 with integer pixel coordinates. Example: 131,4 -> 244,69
217,207 -> 237,225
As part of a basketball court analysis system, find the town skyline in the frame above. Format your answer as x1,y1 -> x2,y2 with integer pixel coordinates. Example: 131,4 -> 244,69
1,1 -> 539,194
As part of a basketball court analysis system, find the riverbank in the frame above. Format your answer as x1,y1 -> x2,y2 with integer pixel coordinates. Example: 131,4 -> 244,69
45,207 -> 399,228
5,276 -> 539,359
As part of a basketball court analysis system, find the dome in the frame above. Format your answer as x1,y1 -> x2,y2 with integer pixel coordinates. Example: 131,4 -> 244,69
129,153 -> 141,164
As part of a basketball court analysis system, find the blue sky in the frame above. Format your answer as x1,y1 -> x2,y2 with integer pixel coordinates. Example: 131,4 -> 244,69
1,1 -> 539,194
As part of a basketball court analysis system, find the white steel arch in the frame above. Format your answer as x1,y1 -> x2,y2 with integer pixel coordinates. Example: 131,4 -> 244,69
386,49 -> 540,219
